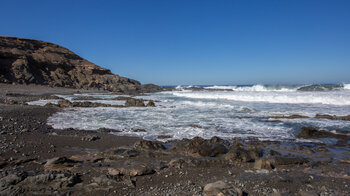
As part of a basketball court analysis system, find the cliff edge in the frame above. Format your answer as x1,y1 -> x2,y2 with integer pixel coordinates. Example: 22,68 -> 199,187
0,36 -> 162,93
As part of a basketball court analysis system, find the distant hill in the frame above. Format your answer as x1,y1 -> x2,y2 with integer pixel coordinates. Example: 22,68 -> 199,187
0,36 -> 162,93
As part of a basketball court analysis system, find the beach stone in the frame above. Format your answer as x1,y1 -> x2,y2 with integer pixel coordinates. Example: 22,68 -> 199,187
102,148 -> 140,159
81,135 -> 100,141
225,146 -> 261,163
269,156 -> 309,166
146,100 -> 156,107
134,140 -> 165,151
203,180 -> 230,195
299,190 -> 319,196
254,159 -> 274,170
109,164 -> 155,177
168,158 -> 186,169
133,129 -> 147,132
70,154 -> 102,163
44,157 -> 78,171
57,99 -> 72,107
0,173 -> 80,195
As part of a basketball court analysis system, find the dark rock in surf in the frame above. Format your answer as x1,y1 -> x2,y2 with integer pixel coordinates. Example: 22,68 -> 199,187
146,100 -> 156,107
125,98 -> 145,107
314,114 -> 350,121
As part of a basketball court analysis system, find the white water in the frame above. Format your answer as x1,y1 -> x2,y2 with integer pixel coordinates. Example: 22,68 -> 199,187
40,85 -> 350,142
172,90 -> 350,105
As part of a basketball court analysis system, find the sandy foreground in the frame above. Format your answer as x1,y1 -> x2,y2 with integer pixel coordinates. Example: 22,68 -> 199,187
0,84 -> 349,196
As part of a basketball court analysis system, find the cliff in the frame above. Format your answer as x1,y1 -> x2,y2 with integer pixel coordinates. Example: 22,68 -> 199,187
0,36 -> 161,93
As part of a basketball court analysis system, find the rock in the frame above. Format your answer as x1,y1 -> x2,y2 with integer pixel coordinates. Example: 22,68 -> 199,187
102,148 -> 140,159
183,137 -> 229,157
225,146 -> 262,162
108,168 -> 122,176
55,99 -> 115,108
108,164 -> 155,177
269,156 -> 309,166
203,180 -> 230,195
296,127 -> 349,140
69,154 -> 103,163
81,135 -> 100,141
198,143 -> 228,157
133,129 -> 147,132
125,98 -> 145,107
157,135 -> 172,139
269,114 -> 309,119
139,84 -> 164,93
44,157 -> 78,171
146,100 -> 156,107
315,114 -> 350,121
0,36 -> 158,93
57,99 -> 72,107
299,190 -> 319,196
0,172 -> 80,195
168,158 -> 186,169
254,159 -> 274,170
22,173 -> 80,189
92,175 -> 118,186
133,140 -> 165,151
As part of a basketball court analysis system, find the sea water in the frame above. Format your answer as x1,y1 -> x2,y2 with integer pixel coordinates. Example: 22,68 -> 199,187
29,84 -> 350,142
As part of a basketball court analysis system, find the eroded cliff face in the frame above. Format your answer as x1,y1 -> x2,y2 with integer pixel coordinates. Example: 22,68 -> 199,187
0,36 -> 160,92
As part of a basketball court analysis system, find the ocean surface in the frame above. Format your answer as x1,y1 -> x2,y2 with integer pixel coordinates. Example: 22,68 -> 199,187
29,84 -> 350,142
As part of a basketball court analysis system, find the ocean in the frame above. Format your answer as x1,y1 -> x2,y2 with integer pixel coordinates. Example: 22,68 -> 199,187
28,84 -> 350,143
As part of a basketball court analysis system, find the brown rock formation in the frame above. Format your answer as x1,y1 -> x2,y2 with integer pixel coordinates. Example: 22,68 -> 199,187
0,36 -> 160,92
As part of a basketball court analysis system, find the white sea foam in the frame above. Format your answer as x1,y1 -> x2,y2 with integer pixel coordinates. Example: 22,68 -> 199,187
172,90 -> 350,105
204,84 -> 297,92
27,99 -> 59,106
46,87 -> 350,142
344,84 -> 350,90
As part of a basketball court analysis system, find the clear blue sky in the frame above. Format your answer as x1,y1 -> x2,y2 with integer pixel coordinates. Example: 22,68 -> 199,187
1,0 -> 349,85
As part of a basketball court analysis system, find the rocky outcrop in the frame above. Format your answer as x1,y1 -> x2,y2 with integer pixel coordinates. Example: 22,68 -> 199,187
0,36 -> 161,93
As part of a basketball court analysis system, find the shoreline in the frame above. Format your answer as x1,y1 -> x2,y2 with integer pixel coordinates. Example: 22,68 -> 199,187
0,84 -> 349,195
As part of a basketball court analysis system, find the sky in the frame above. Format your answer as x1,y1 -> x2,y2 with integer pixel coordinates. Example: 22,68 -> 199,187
1,0 -> 349,85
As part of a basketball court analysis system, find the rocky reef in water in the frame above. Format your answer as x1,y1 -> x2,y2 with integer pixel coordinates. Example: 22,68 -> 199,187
0,36 -> 162,93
